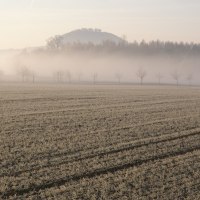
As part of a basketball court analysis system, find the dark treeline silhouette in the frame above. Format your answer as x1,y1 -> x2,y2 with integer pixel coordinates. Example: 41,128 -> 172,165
44,37 -> 200,57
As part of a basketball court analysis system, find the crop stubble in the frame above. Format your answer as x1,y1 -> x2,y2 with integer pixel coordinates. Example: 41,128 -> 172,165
0,84 -> 200,199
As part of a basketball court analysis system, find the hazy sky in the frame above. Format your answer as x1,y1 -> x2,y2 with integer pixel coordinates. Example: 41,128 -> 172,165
1,0 -> 200,49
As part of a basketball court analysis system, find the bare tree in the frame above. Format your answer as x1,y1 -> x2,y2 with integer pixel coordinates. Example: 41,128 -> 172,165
121,34 -> 128,45
47,35 -> 63,50
136,68 -> 147,85
77,72 -> 82,83
92,73 -> 98,85
18,66 -> 36,83
115,73 -> 123,84
54,70 -> 64,83
186,73 -> 193,86
65,70 -> 72,83
171,70 -> 181,86
156,73 -> 164,85
18,66 -> 30,82
30,70 -> 36,83
0,70 -> 4,82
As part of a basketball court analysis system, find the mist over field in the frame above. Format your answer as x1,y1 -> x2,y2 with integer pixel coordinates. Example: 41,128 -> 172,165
1,1 -> 200,199
0,32 -> 200,85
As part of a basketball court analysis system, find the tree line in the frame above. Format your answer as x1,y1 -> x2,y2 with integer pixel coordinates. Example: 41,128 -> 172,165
0,65 -> 192,86
45,37 -> 200,57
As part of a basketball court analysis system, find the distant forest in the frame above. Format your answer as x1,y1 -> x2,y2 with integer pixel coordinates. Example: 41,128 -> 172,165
36,36 -> 200,57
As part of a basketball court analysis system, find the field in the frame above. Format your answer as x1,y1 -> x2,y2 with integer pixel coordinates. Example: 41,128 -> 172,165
1,83 -> 200,200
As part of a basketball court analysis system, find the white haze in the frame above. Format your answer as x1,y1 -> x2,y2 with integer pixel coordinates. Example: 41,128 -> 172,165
0,50 -> 199,85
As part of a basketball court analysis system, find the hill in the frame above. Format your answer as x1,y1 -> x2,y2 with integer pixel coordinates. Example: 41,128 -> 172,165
58,28 -> 124,45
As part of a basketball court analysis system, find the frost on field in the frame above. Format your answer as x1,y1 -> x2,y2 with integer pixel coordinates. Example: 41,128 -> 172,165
0,84 -> 200,199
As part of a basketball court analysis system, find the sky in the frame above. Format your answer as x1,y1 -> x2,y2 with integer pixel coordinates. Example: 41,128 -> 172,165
0,0 -> 200,49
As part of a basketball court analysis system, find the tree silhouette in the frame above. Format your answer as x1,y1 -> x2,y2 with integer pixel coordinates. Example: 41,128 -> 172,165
156,73 -> 164,85
186,73 -> 193,86
43,34 -> 200,57
77,72 -> 83,83
92,73 -> 98,85
65,70 -> 72,83
0,70 -> 4,82
171,70 -> 181,86
47,35 -> 63,50
54,70 -> 64,83
18,66 -> 30,82
136,68 -> 147,85
30,70 -> 36,83
115,73 -> 123,84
